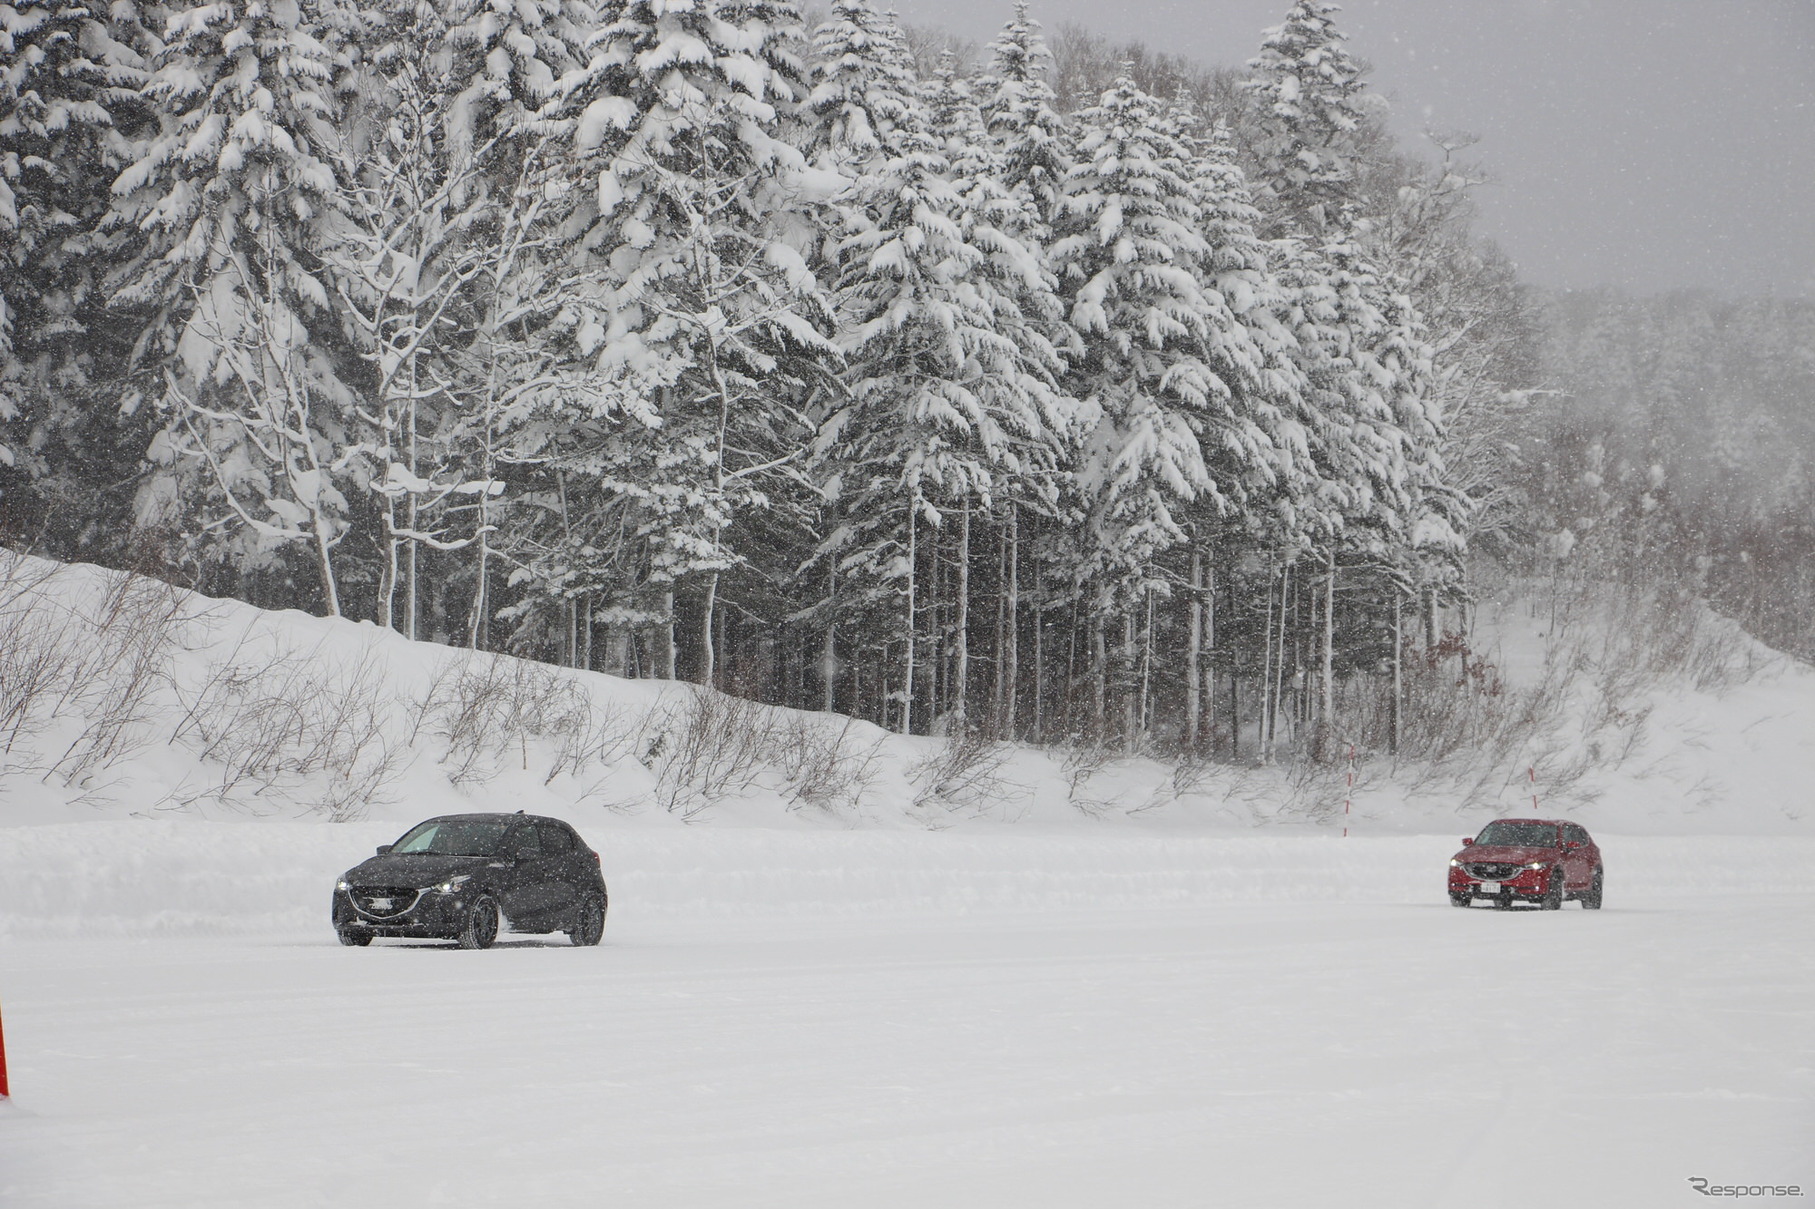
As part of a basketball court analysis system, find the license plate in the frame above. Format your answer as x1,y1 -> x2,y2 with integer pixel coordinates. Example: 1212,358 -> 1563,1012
1476,882 -> 1499,893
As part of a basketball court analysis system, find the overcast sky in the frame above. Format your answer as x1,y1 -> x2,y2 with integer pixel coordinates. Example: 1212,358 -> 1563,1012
888,0 -> 1815,301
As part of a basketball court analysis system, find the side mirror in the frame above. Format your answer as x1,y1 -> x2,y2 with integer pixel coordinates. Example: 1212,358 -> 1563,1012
1460,837 -> 1474,847
376,844 -> 393,855
1564,840 -> 1581,851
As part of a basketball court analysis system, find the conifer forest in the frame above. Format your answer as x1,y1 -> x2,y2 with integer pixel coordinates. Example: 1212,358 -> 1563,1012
2,0 -> 1810,757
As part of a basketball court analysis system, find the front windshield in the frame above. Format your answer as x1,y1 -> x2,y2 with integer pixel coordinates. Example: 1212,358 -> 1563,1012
1476,821 -> 1559,848
389,820 -> 511,857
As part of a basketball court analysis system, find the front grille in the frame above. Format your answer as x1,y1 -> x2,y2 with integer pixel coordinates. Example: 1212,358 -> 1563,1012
1466,862 -> 1522,881
351,886 -> 422,919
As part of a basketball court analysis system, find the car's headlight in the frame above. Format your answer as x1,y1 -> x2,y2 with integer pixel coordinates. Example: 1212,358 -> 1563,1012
1525,861 -> 1550,870
1449,859 -> 1461,868
431,875 -> 472,894
336,878 -> 351,892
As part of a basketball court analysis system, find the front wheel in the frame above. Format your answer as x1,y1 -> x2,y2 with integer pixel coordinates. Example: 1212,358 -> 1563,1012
337,927 -> 371,947
458,896 -> 500,950
567,894 -> 606,946
1449,892 -> 1472,908
1582,868 -> 1604,910
1541,869 -> 1564,910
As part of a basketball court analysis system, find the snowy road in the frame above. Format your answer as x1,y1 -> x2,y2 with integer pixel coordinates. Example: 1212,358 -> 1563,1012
2,870 -> 1810,1208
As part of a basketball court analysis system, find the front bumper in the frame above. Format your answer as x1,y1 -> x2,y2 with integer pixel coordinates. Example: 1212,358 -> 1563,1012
332,887 -> 473,938
1448,865 -> 1559,904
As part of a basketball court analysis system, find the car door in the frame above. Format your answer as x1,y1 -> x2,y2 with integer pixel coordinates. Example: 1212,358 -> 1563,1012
496,824 -> 561,927
534,822 -> 583,921
1561,824 -> 1592,891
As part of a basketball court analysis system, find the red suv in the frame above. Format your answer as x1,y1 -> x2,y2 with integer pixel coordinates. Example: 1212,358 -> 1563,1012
1448,818 -> 1604,909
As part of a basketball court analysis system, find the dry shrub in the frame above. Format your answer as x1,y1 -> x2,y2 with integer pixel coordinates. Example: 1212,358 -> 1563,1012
776,714 -> 885,814
911,725 -> 1015,816
0,555 -> 195,788
411,655 -> 596,786
169,635 -> 408,820
628,686 -> 887,818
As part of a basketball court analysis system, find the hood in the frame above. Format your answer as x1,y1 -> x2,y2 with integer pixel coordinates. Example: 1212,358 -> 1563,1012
343,852 -> 494,887
1455,844 -> 1559,866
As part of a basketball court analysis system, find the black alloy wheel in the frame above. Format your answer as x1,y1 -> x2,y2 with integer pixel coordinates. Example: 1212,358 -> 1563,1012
458,896 -> 500,950
1582,868 -> 1604,910
337,927 -> 372,947
567,894 -> 606,946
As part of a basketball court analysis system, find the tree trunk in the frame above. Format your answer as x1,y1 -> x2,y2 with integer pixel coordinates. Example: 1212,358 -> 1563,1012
698,570 -> 719,687
953,502 -> 971,727
312,523 -> 342,619
1271,564 -> 1291,758
1204,561 -> 1218,751
659,591 -> 677,679
1186,549 -> 1203,750
1090,612 -> 1106,740
468,532 -> 489,650
581,594 -> 594,672
1031,599 -> 1044,743
1320,550 -> 1336,758
1121,608 -> 1138,752
1003,507 -> 1019,738
900,498 -> 917,735
1391,589 -> 1404,756
1259,569 -> 1275,762
1139,590 -> 1155,746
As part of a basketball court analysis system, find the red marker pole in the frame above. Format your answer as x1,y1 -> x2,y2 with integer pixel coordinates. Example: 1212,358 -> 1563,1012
1530,765 -> 1539,813
0,994 -> 10,1099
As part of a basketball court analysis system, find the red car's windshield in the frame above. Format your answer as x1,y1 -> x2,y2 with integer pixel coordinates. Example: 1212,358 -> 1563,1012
1476,821 -> 1559,847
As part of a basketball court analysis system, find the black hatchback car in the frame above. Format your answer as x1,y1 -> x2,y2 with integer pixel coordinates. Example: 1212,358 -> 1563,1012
332,813 -> 608,948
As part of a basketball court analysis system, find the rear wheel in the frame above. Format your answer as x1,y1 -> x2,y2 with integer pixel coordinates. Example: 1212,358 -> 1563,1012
337,927 -> 371,947
567,894 -> 606,946
1582,868 -> 1604,910
458,896 -> 499,950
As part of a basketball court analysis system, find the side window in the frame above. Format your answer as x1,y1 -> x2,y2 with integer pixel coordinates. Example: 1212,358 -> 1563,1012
508,826 -> 543,858
538,824 -> 573,854
1565,824 -> 1587,845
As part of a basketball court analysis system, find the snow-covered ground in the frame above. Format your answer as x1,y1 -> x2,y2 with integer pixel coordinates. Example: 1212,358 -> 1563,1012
1,833 -> 1810,1208
2,553 -> 1814,1204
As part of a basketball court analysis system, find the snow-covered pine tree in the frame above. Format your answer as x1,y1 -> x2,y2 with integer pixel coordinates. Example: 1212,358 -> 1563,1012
111,0 -> 358,614
1169,109 -> 1315,749
1240,0 -> 1378,239
924,48 -> 1078,736
804,0 -> 914,169
0,1 -> 153,539
443,0 -> 594,171
1053,74 -> 1295,744
813,14 -> 1065,732
975,1 -> 1069,235
529,0 -> 841,682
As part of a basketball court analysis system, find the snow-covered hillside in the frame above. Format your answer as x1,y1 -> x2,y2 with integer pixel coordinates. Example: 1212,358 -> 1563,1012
0,549 -> 1808,840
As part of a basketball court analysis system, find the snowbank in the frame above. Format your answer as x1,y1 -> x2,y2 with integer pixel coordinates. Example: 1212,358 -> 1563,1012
0,548 -> 1811,850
